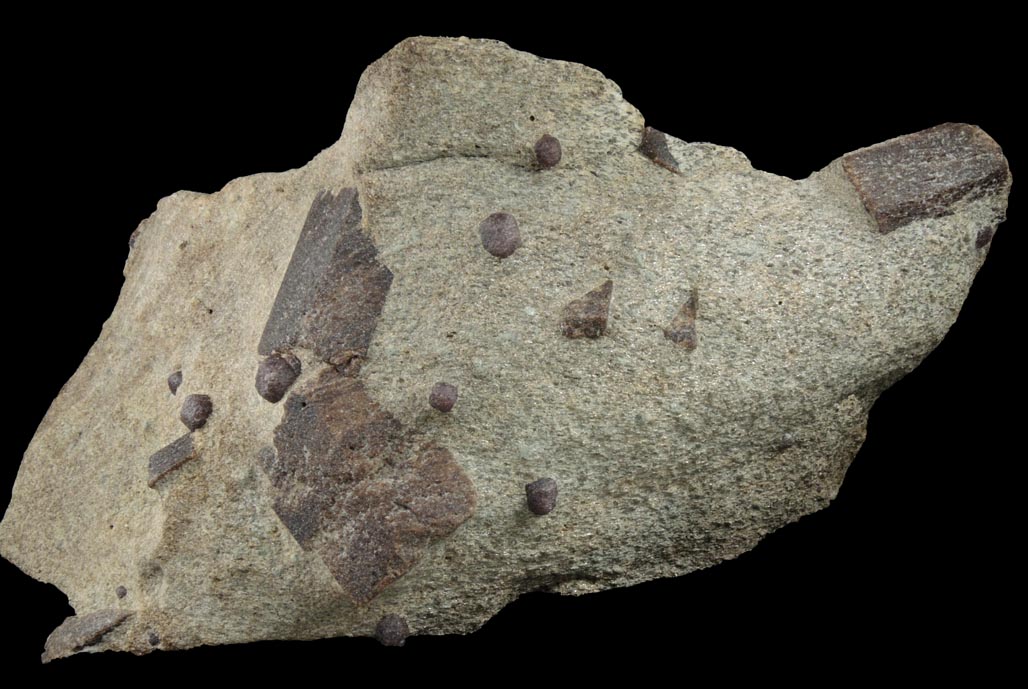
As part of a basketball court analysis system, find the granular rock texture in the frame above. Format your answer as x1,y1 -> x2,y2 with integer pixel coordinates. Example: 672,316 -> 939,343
0,37 -> 1011,660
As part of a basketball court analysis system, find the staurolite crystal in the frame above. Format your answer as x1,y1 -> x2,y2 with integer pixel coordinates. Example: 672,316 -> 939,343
0,37 -> 1011,661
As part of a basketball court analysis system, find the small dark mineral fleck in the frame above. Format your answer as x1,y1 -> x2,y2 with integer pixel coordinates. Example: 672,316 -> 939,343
115,586 -> 127,599
479,212 -> 522,258
429,382 -> 458,413
167,370 -> 183,395
526,477 -> 558,515
256,352 -> 302,403
561,280 -> 613,339
148,631 -> 160,646
976,226 -> 995,248
777,433 -> 797,451
640,126 -> 680,173
535,134 -> 562,169
375,614 -> 410,647
180,394 -> 213,431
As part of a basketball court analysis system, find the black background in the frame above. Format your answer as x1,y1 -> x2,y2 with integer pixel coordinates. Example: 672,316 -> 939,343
4,15 -> 1021,677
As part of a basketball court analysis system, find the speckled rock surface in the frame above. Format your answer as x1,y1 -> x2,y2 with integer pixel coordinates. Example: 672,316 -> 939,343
0,37 -> 1011,661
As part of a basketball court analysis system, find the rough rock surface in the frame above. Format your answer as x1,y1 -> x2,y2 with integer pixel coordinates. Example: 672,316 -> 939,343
0,37 -> 1011,660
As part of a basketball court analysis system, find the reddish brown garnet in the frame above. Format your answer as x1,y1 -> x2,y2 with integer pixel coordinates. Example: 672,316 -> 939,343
179,394 -> 213,431
375,614 -> 410,647
526,478 -> 558,515
535,134 -> 562,169
255,352 -> 301,403
479,212 -> 522,258
429,382 -> 458,412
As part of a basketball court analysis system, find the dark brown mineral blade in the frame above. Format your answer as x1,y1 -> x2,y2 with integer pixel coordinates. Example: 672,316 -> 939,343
42,610 -> 131,663
561,279 -> 613,339
148,433 -> 198,488
841,123 -> 1009,234
258,189 -> 394,362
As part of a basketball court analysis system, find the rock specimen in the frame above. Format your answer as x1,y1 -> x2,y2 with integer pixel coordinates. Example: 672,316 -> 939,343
0,37 -> 1011,661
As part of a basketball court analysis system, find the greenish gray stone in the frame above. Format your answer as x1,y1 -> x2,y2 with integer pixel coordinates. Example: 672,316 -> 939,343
0,37 -> 1011,660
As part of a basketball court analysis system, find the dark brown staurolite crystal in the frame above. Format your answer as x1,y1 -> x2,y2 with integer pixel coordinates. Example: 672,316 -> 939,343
256,189 -> 477,606
841,123 -> 1009,233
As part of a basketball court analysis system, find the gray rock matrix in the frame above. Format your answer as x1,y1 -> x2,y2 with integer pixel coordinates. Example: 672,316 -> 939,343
0,37 -> 1011,660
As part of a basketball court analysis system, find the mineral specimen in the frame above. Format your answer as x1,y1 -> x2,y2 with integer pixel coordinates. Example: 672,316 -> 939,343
0,37 -> 1011,661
